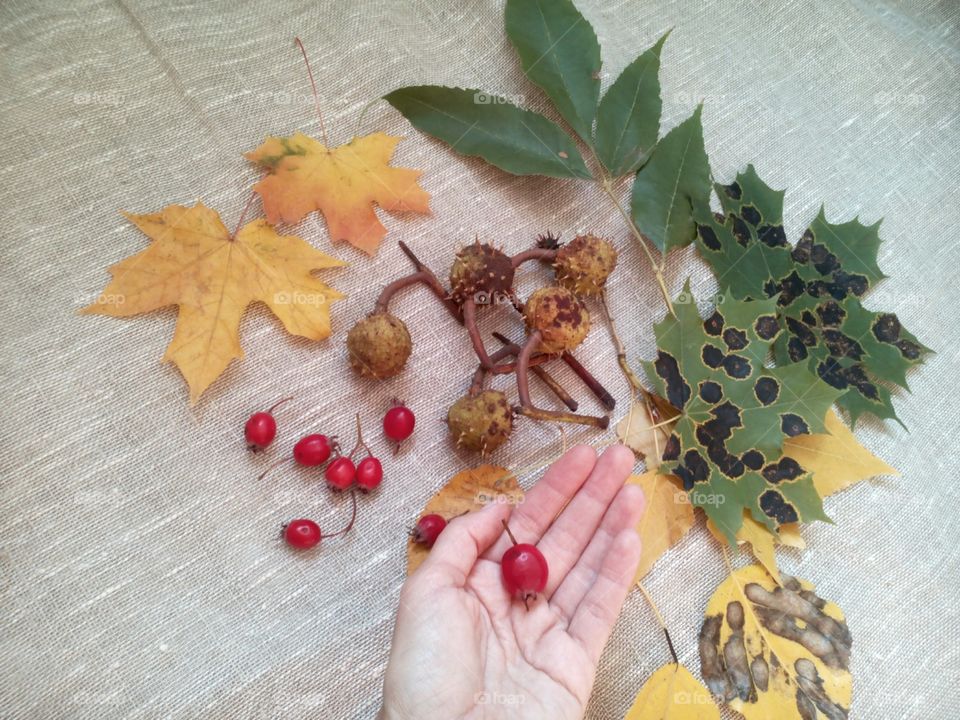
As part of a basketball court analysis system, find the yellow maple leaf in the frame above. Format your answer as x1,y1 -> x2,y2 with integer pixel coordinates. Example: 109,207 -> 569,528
81,202 -> 344,403
624,663 -> 720,719
785,409 -> 898,497
628,472 -> 695,582
245,132 -> 430,255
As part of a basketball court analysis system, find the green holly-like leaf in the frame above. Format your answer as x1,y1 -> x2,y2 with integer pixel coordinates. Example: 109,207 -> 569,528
384,86 -> 591,179
693,165 -> 930,426
631,105 -> 711,254
594,31 -> 668,177
505,0 -> 601,145
643,284 -> 841,542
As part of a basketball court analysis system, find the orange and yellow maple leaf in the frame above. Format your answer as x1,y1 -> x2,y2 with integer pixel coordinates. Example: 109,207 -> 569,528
81,202 -> 344,403
245,132 -> 430,255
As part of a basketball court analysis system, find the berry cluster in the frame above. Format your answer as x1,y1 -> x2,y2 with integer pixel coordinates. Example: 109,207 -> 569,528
243,398 -> 416,549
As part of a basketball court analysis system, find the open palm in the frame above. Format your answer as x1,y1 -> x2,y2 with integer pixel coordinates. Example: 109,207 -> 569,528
380,445 -> 644,720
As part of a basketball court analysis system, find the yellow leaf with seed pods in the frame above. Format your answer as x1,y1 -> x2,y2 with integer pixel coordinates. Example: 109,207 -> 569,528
628,472 -> 695,582
700,566 -> 852,720
707,513 -> 783,584
785,410 -> 898,497
624,663 -> 720,719
407,465 -> 523,575
81,203 -> 344,404
246,132 -> 430,256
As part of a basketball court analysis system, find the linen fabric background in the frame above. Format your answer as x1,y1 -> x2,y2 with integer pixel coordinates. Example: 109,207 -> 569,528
1,0 -> 958,718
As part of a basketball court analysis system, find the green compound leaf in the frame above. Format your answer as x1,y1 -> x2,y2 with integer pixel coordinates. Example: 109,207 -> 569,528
631,105 -> 711,254
693,165 -> 930,426
384,86 -> 591,180
643,284 -> 841,543
594,31 -> 668,177
505,0 -> 601,145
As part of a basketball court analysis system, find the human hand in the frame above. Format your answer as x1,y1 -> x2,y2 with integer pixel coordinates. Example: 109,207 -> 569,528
379,444 -> 644,720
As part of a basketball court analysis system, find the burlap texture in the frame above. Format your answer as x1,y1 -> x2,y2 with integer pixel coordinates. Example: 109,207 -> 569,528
1,0 -> 957,718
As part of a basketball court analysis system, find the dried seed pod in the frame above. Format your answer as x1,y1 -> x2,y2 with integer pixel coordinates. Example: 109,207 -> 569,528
523,286 -> 590,354
553,234 -> 618,296
346,312 -> 412,379
449,242 -> 515,305
447,390 -> 513,453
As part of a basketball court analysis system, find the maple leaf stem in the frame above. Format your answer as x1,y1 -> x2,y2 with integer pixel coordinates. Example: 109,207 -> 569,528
294,37 -> 330,147
598,177 -> 675,318
636,581 -> 679,665
231,191 -> 258,240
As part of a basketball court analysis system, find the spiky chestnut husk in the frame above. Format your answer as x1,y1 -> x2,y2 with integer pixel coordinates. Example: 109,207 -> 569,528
346,312 -> 412,379
553,234 -> 618,296
447,390 -> 513,453
523,286 -> 590,355
449,243 -> 515,305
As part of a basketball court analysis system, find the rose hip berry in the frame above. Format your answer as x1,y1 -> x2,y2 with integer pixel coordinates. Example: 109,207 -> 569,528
258,432 -> 333,481
356,456 -> 383,492
325,456 -> 356,490
283,491 -> 358,550
383,403 -> 416,442
411,514 -> 446,547
244,397 -> 293,451
500,520 -> 548,608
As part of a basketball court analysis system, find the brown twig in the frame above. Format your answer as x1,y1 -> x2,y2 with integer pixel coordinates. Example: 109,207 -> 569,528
397,241 -> 462,321
492,332 -> 577,411
374,270 -> 433,313
600,290 -> 645,393
510,247 -> 557,268
560,351 -> 617,411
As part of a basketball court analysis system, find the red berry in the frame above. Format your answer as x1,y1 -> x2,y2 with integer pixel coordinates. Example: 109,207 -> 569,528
284,519 -> 322,549
356,457 -> 383,491
411,514 -> 446,547
325,456 -> 356,490
383,404 -> 416,442
293,434 -> 332,466
244,397 -> 293,451
501,543 -> 549,600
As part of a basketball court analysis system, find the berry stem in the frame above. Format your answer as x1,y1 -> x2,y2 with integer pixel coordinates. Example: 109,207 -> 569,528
501,519 -> 519,546
257,457 -> 291,481
267,396 -> 294,414
294,37 -> 330,147
509,247 -> 557,269
322,490 -> 358,539
492,332 -> 578,411
515,331 -> 609,428
348,413 -> 372,459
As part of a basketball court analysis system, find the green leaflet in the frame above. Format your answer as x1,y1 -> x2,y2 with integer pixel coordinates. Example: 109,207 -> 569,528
693,165 -> 930,425
631,106 -> 711,254
384,86 -> 591,179
594,31 -> 668,177
643,285 -> 839,542
505,0 -> 601,145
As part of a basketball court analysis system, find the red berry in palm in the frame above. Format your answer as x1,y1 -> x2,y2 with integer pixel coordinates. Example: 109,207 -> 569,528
383,404 -> 416,442
325,456 -> 356,490
293,434 -> 332,466
284,518 -> 322,549
500,520 -> 548,606
356,457 -> 383,491
244,397 -> 292,451
411,514 -> 446,547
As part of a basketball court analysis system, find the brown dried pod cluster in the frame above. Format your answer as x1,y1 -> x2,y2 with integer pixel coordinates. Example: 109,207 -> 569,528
346,234 -> 620,453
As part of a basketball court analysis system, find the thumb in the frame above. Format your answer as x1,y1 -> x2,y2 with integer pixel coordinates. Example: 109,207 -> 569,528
418,501 -> 512,585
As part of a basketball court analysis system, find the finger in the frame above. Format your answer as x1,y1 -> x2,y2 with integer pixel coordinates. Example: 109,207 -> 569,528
537,444 -> 635,595
549,482 -> 645,621
482,444 -> 597,560
418,501 -> 512,586
567,528 -> 642,665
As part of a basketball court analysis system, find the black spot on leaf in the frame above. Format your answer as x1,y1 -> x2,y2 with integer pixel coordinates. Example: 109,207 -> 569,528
896,339 -> 922,360
684,449 -> 710,483
702,344 -> 724,369
704,311 -> 724,336
725,182 -> 742,199
792,231 -> 814,263
816,301 -> 845,327
663,434 -> 681,461
754,315 -> 779,340
700,381 -> 723,403
800,310 -> 817,326
741,205 -> 761,225
786,316 -> 817,346
716,451 -> 746,479
823,329 -> 864,360
760,490 -> 799,524
698,224 -> 721,251
761,457 -> 804,484
787,337 -> 809,362
777,271 -> 806,306
758,224 -> 787,248
722,354 -> 752,379
754,377 -> 780,405
712,402 -> 743,430
741,450 -> 765,470
817,358 -> 848,389
872,313 -> 901,343
810,243 -> 840,275
723,328 -> 749,351
730,215 -> 751,246
654,351 -> 691,409
780,413 -> 810,437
